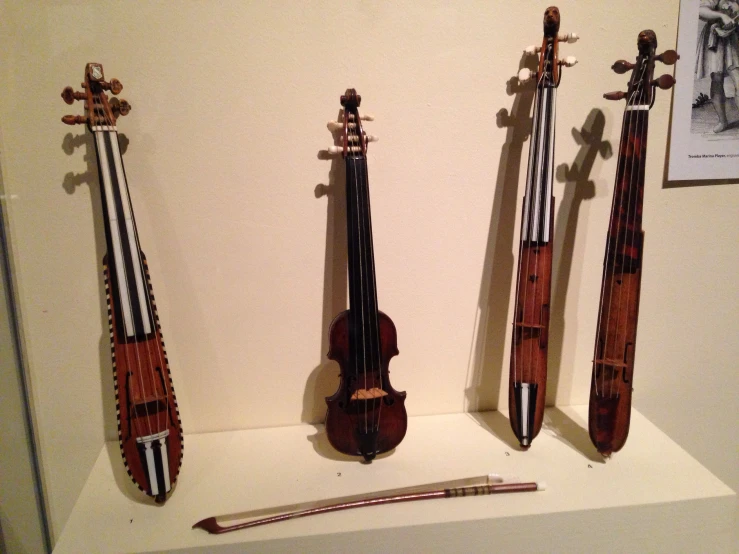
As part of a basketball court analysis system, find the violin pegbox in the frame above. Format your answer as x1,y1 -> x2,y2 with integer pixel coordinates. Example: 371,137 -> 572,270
520,6 -> 578,86
327,88 -> 377,156
62,63 -> 131,127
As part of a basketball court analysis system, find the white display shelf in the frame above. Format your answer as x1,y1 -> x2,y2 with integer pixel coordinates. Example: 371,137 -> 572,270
53,406 -> 736,553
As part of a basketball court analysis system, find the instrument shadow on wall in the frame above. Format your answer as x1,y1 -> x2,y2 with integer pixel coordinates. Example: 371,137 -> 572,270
302,117 -> 352,461
547,109 -> 609,402
61,132 -> 143,499
545,109 -> 609,462
547,110 -> 609,404
465,53 -> 537,441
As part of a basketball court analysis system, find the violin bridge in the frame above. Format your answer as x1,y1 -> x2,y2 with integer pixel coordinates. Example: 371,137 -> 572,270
136,429 -> 171,499
350,388 -> 388,401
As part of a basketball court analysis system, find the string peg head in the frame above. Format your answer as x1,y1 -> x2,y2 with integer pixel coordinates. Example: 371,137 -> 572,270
327,120 -> 343,132
61,86 -> 86,105
62,115 -> 88,125
558,32 -> 579,44
611,60 -> 635,74
652,74 -> 675,90
110,97 -> 131,117
524,44 -> 541,55
360,114 -> 375,121
518,68 -> 533,83
603,91 -> 627,101
102,78 -> 123,95
657,50 -> 679,65
365,134 -> 378,143
560,56 -> 578,68
327,145 -> 343,155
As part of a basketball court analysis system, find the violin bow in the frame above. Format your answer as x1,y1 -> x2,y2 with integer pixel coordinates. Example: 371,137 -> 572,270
193,474 -> 544,534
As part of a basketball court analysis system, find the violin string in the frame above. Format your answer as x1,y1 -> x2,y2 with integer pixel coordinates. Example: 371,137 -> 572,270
104,95 -> 168,436
348,110 -> 369,436
96,90 -> 152,441
616,59 -> 651,399
592,65 -> 638,399
601,60 -> 648,398
360,127 -> 384,434
113,114 -> 172,436
512,50 -> 543,393
529,41 -> 554,412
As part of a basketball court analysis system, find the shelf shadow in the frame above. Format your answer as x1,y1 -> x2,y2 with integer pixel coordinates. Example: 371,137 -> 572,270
547,109 -> 610,405
466,411 -> 524,452
465,53 -> 538,417
544,408 -> 603,463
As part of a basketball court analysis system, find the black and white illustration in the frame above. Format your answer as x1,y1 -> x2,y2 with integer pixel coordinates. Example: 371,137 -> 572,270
669,1 -> 739,180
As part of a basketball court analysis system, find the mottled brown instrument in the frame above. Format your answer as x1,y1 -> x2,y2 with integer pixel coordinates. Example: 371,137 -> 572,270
62,63 -> 183,501
590,33 -> 677,455
324,89 -> 407,461
509,7 -> 577,448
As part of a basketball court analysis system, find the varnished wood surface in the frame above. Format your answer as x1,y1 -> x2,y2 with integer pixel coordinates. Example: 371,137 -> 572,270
325,310 -> 407,458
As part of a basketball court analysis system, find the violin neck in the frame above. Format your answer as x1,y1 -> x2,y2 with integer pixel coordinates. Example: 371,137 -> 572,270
521,81 -> 557,245
92,124 -> 154,341
606,107 -> 650,270
344,155 -> 381,368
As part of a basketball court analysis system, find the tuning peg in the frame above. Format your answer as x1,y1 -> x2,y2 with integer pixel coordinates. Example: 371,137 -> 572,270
109,97 -> 131,117
62,115 -> 88,125
603,91 -> 627,101
360,114 -> 374,121
657,50 -> 679,65
61,87 -> 86,105
327,145 -> 343,155
524,45 -> 541,55
100,78 -> 123,95
558,32 -> 579,44
560,56 -> 578,68
366,134 -> 378,143
518,68 -> 533,83
651,74 -> 676,90
611,60 -> 635,74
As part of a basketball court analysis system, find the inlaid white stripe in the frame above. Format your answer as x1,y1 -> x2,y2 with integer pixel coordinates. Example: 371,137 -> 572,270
625,105 -> 649,111
96,131 -> 134,336
521,86 -> 542,241
531,87 -> 549,242
542,88 -> 556,242
142,442 -> 159,496
159,437 -> 171,492
109,132 -> 152,336
521,383 -> 530,445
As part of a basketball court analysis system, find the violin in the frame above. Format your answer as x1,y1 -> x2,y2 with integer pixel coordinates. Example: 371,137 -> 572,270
62,64 -> 183,502
509,7 -> 577,448
590,32 -> 677,456
324,89 -> 407,462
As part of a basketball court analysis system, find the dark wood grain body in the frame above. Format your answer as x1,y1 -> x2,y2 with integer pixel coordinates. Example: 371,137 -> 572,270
589,101 -> 649,456
103,253 -> 183,497
509,201 -> 554,446
325,310 -> 407,457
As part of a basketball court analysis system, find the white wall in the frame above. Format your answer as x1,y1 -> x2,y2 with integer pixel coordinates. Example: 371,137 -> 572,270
0,0 -> 736,545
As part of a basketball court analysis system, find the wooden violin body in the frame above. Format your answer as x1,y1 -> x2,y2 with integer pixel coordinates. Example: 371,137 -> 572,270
589,31 -> 677,455
324,89 -> 407,461
325,310 -> 407,459
509,7 -> 577,448
62,63 -> 183,501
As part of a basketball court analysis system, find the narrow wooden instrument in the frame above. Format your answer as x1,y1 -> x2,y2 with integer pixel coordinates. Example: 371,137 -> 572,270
193,474 -> 543,534
324,89 -> 407,461
62,63 -> 183,501
509,7 -> 577,448
590,32 -> 677,456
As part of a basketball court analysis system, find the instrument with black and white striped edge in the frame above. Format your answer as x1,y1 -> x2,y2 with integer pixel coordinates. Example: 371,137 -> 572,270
62,63 -> 183,502
509,7 -> 577,449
